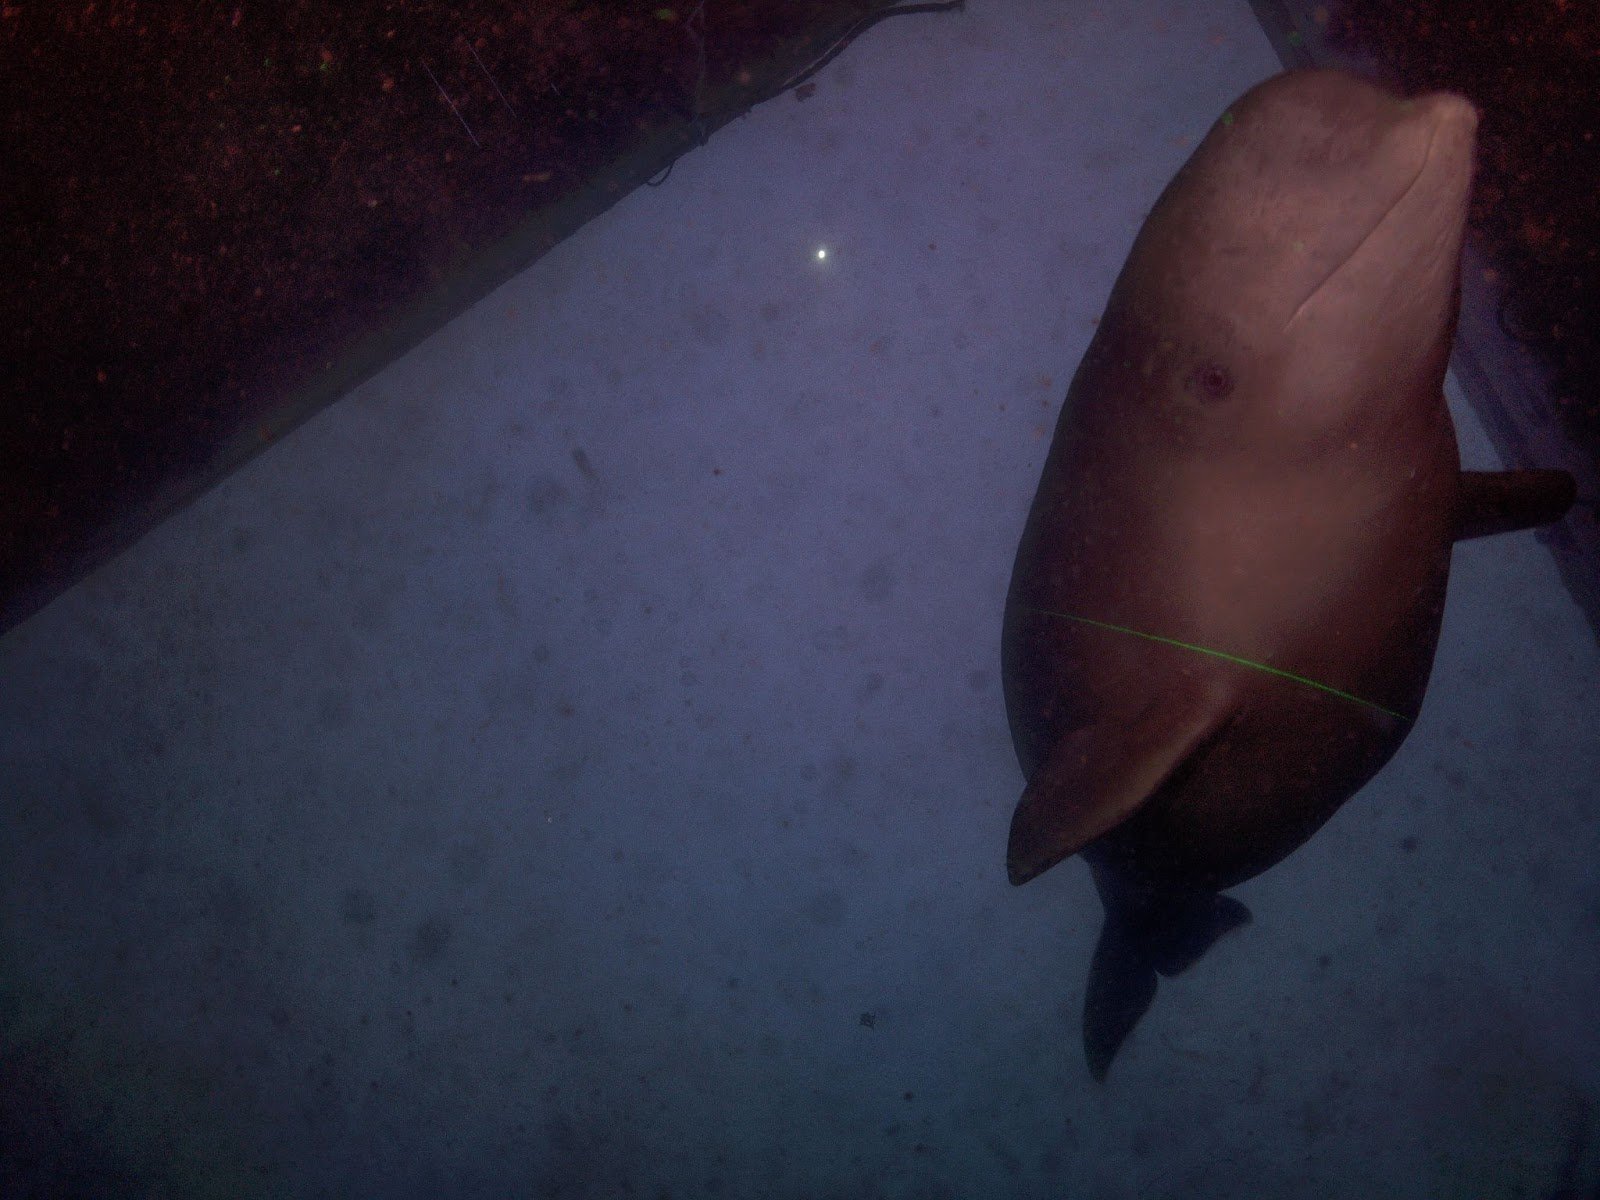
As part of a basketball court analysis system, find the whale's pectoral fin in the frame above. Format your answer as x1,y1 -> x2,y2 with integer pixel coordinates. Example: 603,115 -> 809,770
1084,891 -> 1252,1082
1006,672 -> 1234,887
1454,468 -> 1576,541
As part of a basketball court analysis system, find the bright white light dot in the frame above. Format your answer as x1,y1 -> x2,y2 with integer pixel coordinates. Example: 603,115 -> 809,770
816,247 -> 828,261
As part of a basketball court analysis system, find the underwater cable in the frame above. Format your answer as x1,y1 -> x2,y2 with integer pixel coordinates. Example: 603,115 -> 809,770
1022,608 -> 1410,722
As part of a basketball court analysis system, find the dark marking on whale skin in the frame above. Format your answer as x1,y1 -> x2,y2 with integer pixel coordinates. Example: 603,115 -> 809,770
1000,68 -> 1577,1081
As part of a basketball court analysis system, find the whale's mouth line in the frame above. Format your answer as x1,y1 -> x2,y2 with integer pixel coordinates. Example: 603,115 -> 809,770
1282,120 -> 1440,332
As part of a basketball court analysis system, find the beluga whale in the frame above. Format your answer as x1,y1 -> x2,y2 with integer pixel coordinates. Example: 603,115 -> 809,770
1000,67 -> 1576,1081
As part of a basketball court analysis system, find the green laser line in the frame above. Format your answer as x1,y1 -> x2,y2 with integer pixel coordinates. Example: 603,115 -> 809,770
1022,608 -> 1409,722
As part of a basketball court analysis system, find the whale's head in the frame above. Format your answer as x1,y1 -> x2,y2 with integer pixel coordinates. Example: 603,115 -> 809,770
1097,68 -> 1477,457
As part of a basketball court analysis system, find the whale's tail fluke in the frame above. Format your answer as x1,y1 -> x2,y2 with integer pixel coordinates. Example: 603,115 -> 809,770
1083,886 -> 1252,1081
